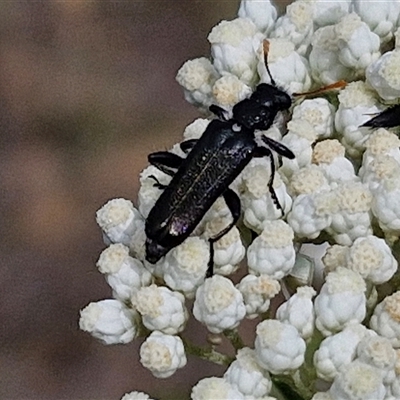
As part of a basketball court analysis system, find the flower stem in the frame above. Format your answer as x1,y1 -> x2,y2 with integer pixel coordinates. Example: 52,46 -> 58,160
181,336 -> 233,366
223,329 -> 245,351
270,375 -> 305,400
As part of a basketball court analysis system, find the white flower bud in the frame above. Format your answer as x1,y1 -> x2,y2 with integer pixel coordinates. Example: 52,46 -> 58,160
96,198 -> 142,246
312,140 -> 357,184
326,182 -> 373,246
137,166 -> 170,218
315,268 -> 366,336
335,13 -> 380,75
362,128 -> 400,170
270,1 -> 314,56
287,190 -> 335,240
140,331 -> 186,378
193,275 -> 246,334
212,74 -> 252,109
132,285 -> 188,335
182,118 -> 210,141
191,377 -> 245,400
334,81 -> 381,159
346,235 -> 397,285
388,349 -> 400,398
322,244 -> 349,274
237,274 -> 280,319
255,319 -> 306,374
370,291 -> 400,348
360,155 -> 400,194
280,120 -> 317,178
163,236 -> 209,298
312,0 -> 351,27
121,391 -> 153,400
352,0 -> 400,43
356,335 -> 396,384
202,218 -> 245,276
372,177 -> 400,235
309,26 -> 354,85
97,244 -> 152,301
289,165 -> 330,197
238,0 -> 277,34
366,50 -> 400,101
292,98 -> 335,139
240,159 -> 292,232
175,57 -> 218,110
224,347 -> 272,398
314,323 -> 375,381
329,360 -> 385,400
208,18 -> 263,86
79,299 -> 138,345
258,38 -> 311,93
276,286 -> 316,340
247,220 -> 295,279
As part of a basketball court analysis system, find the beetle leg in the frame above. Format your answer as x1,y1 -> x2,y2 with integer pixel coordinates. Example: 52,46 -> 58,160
148,151 -> 184,176
180,139 -> 198,154
209,104 -> 230,121
206,188 -> 241,277
361,104 -> 400,128
148,175 -> 167,189
254,146 -> 284,216
261,135 -> 295,159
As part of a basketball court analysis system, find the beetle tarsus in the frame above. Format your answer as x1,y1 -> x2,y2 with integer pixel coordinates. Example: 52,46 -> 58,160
149,175 -> 167,189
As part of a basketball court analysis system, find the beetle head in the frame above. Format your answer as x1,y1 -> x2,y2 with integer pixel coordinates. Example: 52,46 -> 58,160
145,237 -> 169,264
251,83 -> 292,111
232,99 -> 271,130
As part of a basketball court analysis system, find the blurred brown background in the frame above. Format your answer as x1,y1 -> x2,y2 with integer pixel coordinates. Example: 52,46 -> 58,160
0,1 -> 289,399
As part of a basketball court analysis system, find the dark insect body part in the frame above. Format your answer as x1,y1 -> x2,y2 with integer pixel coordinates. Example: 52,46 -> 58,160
145,43 -> 295,277
361,104 -> 400,128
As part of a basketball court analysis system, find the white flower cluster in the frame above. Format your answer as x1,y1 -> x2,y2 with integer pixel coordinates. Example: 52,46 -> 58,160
81,1 -> 400,399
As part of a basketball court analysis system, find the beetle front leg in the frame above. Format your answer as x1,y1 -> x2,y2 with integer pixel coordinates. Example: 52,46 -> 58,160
261,135 -> 295,160
207,188 -> 241,277
148,151 -> 184,177
209,104 -> 230,121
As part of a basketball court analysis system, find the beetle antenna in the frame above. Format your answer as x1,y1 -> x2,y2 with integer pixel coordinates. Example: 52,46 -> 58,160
263,40 -> 276,87
292,80 -> 347,97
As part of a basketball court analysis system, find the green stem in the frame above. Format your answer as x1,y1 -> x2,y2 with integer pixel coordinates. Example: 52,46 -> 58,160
182,337 -> 233,366
271,375 -> 304,400
295,329 -> 324,399
223,329 -> 245,351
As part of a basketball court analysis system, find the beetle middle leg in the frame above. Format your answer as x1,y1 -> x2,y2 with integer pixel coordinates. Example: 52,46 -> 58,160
148,138 -> 199,176
207,188 -> 241,277
147,152 -> 183,189
148,141 -> 198,189
253,145 -> 285,215
148,151 -> 184,177
255,135 -> 294,214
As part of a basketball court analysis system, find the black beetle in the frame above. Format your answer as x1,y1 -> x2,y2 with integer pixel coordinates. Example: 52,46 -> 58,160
362,104 -> 400,128
145,43 -> 295,276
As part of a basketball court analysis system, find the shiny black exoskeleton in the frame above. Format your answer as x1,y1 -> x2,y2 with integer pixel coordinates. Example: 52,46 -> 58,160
145,76 -> 294,276
362,104 -> 400,128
